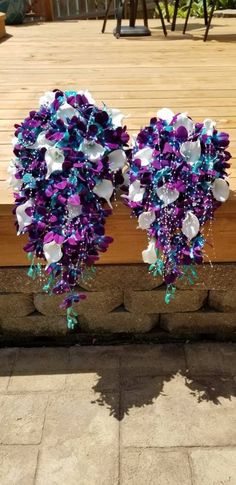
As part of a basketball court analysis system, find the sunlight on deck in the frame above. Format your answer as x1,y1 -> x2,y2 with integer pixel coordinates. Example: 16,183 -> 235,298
0,18 -> 236,264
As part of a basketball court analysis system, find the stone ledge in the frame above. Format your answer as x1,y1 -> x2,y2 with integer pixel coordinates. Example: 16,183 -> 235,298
34,291 -> 123,316
209,290 -> 236,312
124,289 -> 208,313
160,312 -> 236,336
214,9 -> 236,17
79,311 -> 158,333
0,315 -> 68,337
0,294 -> 34,318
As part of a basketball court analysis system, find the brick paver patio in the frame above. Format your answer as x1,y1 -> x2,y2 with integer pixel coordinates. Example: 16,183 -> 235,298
0,343 -> 235,484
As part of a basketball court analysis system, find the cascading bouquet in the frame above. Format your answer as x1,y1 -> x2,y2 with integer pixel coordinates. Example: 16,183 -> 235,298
124,108 -> 231,303
9,89 -> 129,328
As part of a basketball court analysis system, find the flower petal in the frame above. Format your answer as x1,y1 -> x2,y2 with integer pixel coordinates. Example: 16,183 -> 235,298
212,178 -> 229,202
57,102 -> 77,123
142,239 -> 157,264
108,149 -> 127,172
135,147 -> 153,166
203,118 -> 216,136
157,108 -> 175,124
80,140 -> 105,162
16,199 -> 33,234
77,90 -> 95,104
45,147 -> 65,178
39,91 -> 56,107
182,211 -> 200,240
180,140 -> 201,165
67,203 -> 82,220
138,211 -> 156,230
174,113 -> 194,135
93,179 -> 114,208
43,241 -> 63,266
110,108 -> 126,128
128,180 -> 145,203
157,185 -> 179,206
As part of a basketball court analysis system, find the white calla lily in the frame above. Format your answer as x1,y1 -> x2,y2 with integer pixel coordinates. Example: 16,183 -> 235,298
67,203 -> 82,220
174,112 -> 194,135
7,161 -> 22,192
33,131 -> 56,149
93,179 -> 114,208
135,147 -> 153,167
157,184 -> 179,207
43,241 -> 63,266
12,136 -> 19,147
80,140 -> 105,162
39,91 -> 56,107
45,147 -> 65,178
108,149 -> 127,172
138,211 -> 156,230
57,102 -> 77,123
16,199 -> 33,235
110,108 -> 126,128
212,178 -> 229,202
142,238 -> 157,264
182,211 -> 200,240
128,180 -> 145,203
203,118 -> 216,136
77,90 -> 95,104
157,108 -> 175,124
180,140 -> 201,165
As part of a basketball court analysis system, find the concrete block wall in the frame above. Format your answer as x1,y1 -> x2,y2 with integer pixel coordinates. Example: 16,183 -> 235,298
0,264 -> 236,340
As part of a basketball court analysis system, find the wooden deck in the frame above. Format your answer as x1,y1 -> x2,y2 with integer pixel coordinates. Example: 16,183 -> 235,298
1,18 -> 236,265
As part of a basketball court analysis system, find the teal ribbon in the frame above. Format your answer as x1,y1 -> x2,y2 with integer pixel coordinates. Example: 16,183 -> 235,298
66,307 -> 78,330
165,284 -> 176,304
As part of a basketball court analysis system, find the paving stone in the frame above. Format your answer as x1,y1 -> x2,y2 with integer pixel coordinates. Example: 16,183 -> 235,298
209,290 -> 236,312
34,291 -> 123,315
0,445 -> 38,485
0,394 -> 48,444
160,312 -> 236,336
69,346 -> 119,370
8,374 -> 66,393
190,448 -> 236,485
14,347 -> 69,373
0,315 -> 68,336
0,348 -> 17,392
121,448 -> 192,485
124,289 -> 207,313
37,391 -> 119,485
79,311 -> 157,333
185,343 -> 236,376
0,294 -> 34,318
66,346 -> 120,391
78,264 -> 163,291
120,344 -> 186,376
121,374 -> 236,447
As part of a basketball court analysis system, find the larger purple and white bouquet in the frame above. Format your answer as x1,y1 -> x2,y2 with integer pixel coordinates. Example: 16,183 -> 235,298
9,89 -> 129,328
124,108 -> 231,302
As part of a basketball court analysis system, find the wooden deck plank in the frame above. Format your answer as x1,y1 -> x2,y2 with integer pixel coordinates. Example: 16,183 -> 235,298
1,18 -> 236,265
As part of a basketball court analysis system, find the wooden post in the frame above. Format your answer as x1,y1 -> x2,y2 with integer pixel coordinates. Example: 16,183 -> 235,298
44,0 -> 54,21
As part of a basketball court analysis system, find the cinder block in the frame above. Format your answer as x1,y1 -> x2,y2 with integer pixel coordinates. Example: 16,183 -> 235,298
34,291 -> 123,316
160,312 -> 236,336
79,311 -> 158,333
124,289 -> 207,313
0,294 -> 34,318
209,290 -> 236,312
0,315 -> 68,336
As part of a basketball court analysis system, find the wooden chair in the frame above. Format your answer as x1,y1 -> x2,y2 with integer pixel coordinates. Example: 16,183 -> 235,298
183,0 -> 217,41
171,0 -> 208,32
102,0 -> 168,38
